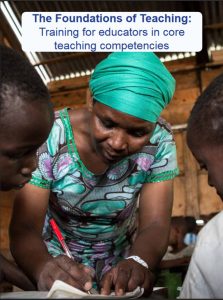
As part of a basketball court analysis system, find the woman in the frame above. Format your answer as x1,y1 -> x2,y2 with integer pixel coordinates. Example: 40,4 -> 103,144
0,45 -> 54,290
10,52 -> 178,296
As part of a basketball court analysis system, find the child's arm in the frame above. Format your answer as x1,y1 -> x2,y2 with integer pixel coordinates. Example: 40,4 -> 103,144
159,256 -> 190,269
0,254 -> 35,290
9,183 -> 93,292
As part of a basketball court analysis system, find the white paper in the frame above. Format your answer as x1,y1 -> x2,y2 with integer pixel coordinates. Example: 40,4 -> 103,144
47,280 -> 144,299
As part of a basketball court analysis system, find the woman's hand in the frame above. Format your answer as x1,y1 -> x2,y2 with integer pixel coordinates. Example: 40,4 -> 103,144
99,259 -> 155,296
37,255 -> 94,291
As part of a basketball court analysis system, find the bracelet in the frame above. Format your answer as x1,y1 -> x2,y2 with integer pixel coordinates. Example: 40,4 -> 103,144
125,255 -> 149,269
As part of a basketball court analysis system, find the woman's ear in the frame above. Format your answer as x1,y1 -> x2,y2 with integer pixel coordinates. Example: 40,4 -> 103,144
86,89 -> 93,112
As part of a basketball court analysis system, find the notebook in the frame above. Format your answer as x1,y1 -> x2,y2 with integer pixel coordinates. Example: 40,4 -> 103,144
0,280 -> 145,299
47,280 -> 144,299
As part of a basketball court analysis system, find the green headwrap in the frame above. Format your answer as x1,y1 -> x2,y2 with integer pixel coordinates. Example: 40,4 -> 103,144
89,52 -> 175,123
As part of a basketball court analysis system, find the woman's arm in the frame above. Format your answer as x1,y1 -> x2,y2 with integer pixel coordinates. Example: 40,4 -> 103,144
9,183 -> 93,291
130,179 -> 173,268
100,180 -> 173,296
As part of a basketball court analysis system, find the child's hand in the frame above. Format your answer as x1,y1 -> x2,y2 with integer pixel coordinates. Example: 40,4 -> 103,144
0,255 -> 5,283
0,254 -> 35,290
36,255 -> 93,291
178,256 -> 191,265
99,259 -> 155,296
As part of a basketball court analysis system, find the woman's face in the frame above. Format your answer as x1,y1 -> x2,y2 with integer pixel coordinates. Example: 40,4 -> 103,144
89,102 -> 155,164
188,135 -> 223,201
0,101 -> 53,191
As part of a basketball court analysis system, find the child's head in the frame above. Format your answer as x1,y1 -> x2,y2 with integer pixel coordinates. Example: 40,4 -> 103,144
187,72 -> 223,199
0,45 -> 54,191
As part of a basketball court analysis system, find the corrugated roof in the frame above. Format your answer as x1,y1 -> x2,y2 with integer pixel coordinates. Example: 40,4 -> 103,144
1,1 -> 223,83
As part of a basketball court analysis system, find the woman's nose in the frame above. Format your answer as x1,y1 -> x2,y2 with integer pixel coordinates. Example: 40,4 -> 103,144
108,130 -> 127,152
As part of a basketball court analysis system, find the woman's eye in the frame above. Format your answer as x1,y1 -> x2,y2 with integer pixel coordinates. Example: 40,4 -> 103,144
130,131 -> 147,137
101,119 -> 114,129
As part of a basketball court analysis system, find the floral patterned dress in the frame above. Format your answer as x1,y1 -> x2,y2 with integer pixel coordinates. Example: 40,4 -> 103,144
30,108 -> 179,280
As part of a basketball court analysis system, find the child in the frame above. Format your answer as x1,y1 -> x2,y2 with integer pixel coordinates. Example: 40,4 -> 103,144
0,45 -> 54,290
9,52 -> 179,296
179,72 -> 223,298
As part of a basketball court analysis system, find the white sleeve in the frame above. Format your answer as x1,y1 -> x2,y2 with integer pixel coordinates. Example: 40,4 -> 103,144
179,223 -> 220,299
179,248 -> 213,298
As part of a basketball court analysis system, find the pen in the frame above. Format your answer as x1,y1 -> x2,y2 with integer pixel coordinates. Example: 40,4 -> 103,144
49,218 -> 73,259
49,218 -> 97,295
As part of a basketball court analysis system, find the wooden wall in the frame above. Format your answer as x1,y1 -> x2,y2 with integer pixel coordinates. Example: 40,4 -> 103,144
1,56 -> 223,255
163,59 -> 223,217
